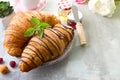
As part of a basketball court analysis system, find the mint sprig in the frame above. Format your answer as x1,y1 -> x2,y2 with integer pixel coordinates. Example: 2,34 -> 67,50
24,17 -> 50,38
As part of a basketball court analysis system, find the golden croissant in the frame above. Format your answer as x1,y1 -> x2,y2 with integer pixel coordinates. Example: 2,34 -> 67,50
19,24 -> 74,72
3,11 -> 60,57
3,10 -> 74,72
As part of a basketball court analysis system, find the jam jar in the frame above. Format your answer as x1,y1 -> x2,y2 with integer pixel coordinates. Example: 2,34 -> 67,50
58,0 -> 72,22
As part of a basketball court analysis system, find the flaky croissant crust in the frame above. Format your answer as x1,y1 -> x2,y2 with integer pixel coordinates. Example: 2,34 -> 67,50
3,11 -> 74,72
3,11 -> 60,57
19,24 -> 74,72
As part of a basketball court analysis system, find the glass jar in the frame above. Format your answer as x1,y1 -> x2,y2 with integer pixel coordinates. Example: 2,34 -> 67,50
58,9 -> 71,22
58,0 -> 72,22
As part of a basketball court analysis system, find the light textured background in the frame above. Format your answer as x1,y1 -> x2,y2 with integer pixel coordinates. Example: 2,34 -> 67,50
0,0 -> 120,80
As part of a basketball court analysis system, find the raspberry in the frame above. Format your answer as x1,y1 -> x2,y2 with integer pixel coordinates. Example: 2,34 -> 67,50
67,19 -> 76,29
0,58 -> 3,64
9,61 -> 16,68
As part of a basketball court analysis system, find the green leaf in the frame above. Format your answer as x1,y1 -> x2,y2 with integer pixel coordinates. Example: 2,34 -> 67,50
34,27 -> 41,31
24,28 -> 35,37
24,17 -> 50,38
7,6 -> 14,14
0,2 -> 8,11
30,17 -> 40,26
0,1 -> 13,18
38,29 -> 44,38
40,22 -> 50,28
2,10 -> 10,16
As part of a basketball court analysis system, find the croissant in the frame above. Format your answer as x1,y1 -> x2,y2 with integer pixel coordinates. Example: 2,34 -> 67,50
19,24 -> 74,72
3,11 -> 60,57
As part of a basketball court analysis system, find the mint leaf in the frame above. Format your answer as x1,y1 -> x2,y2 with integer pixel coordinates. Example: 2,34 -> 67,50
38,29 -> 43,38
34,27 -> 40,31
24,28 -> 35,37
24,17 -> 50,38
30,17 -> 40,26
40,22 -> 50,28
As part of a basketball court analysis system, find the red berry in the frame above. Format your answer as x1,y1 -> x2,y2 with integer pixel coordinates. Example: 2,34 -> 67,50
9,61 -> 16,68
0,58 -> 3,64
67,19 -> 76,29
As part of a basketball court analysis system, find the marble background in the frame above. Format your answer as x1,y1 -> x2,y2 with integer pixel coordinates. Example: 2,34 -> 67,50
0,0 -> 120,80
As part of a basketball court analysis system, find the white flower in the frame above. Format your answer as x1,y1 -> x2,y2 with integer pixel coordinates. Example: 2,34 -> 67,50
88,0 -> 116,17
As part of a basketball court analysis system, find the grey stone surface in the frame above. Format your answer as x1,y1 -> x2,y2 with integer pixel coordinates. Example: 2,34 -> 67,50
0,0 -> 120,80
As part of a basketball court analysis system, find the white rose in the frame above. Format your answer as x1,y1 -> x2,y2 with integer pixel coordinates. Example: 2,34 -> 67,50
88,0 -> 116,17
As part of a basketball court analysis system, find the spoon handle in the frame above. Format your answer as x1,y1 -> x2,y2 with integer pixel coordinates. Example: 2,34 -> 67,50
76,22 -> 87,46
